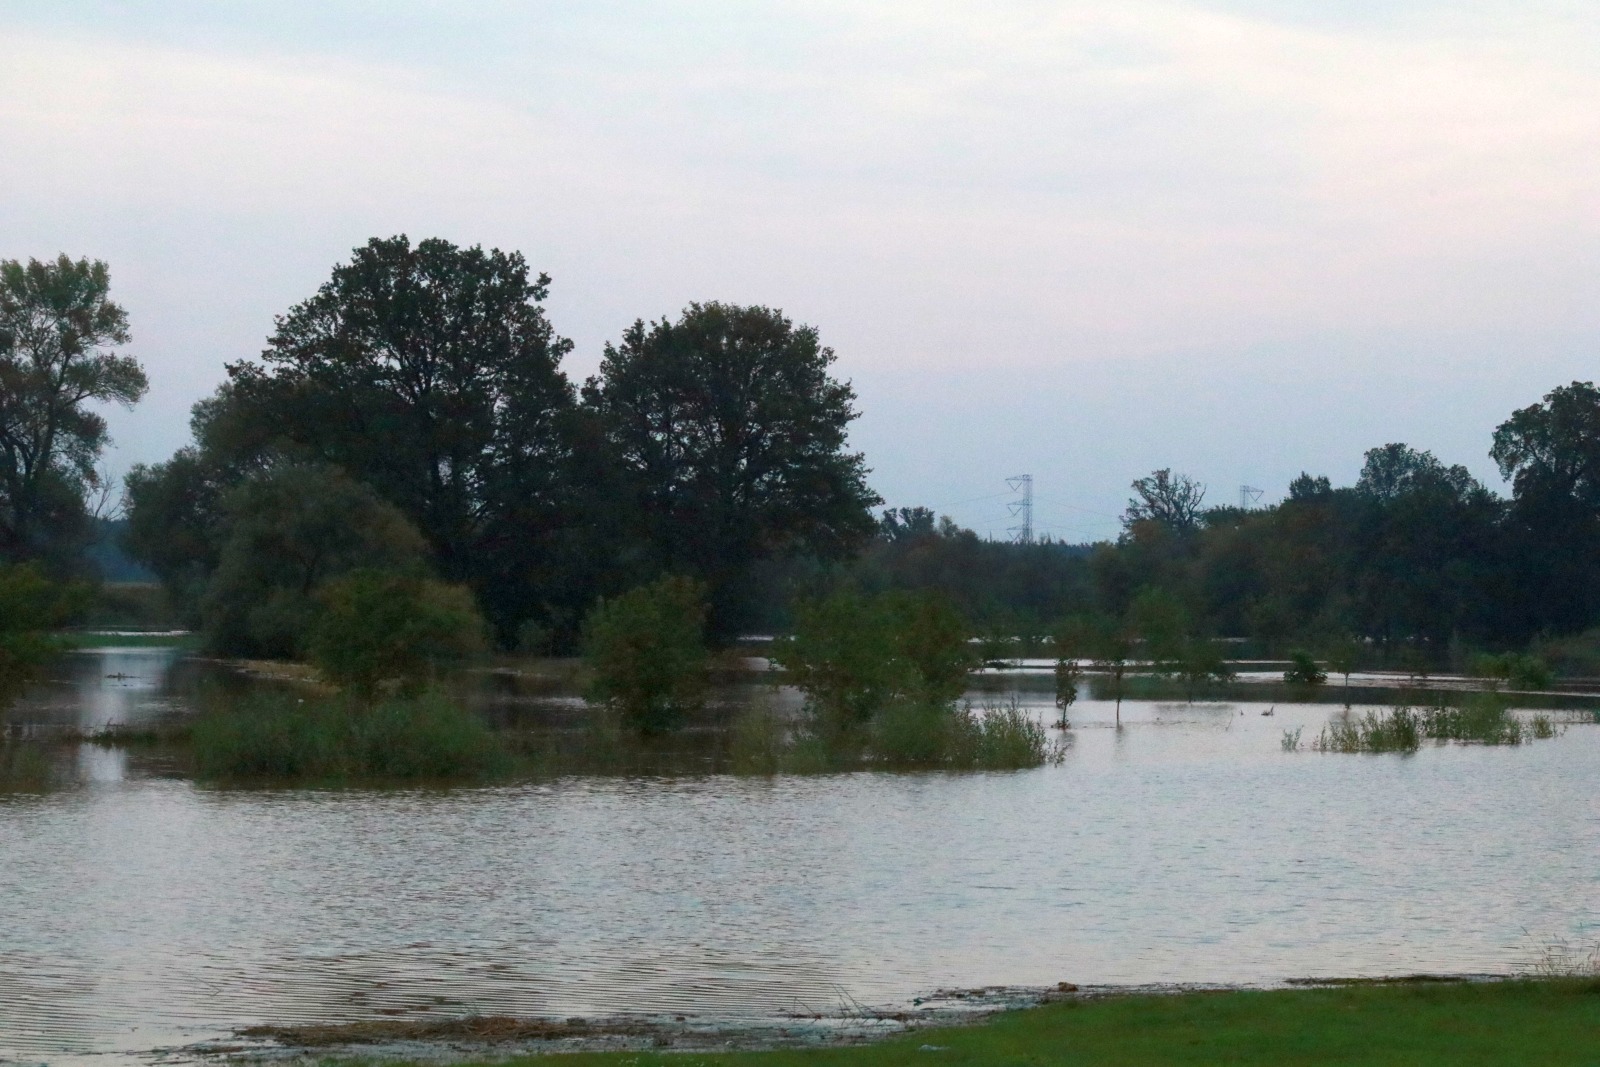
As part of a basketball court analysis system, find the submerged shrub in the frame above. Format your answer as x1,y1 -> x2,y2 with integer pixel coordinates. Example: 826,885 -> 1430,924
1314,707 -> 1420,753
1283,649 -> 1328,688
1420,693 -> 1524,745
311,570 -> 487,699
191,691 -> 509,782
872,699 -> 953,767
728,703 -> 789,774
1469,652 -> 1553,692
1313,695 -> 1561,753
963,699 -> 1060,770
872,697 -> 1058,770
772,588 -> 977,738
582,575 -> 709,733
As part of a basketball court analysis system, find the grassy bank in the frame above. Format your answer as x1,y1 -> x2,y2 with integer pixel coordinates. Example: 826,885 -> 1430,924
477,979 -> 1600,1066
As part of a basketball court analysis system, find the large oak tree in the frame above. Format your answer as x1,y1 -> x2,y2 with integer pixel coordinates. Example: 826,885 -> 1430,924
584,302 -> 879,634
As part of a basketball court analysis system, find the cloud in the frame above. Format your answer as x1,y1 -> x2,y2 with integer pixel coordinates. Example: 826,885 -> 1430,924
1,2 -> 1597,519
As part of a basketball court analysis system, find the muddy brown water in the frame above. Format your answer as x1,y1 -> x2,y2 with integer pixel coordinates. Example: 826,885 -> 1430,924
2,648 -> 1598,1065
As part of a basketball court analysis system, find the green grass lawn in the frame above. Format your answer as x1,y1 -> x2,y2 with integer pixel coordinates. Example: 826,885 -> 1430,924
500,980 -> 1600,1067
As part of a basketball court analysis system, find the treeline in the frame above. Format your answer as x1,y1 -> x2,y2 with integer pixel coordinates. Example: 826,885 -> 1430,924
808,406 -> 1600,665
1,238 -> 879,656
8,240 -> 1600,669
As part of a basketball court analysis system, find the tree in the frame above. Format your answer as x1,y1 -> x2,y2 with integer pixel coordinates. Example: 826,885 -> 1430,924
200,465 -> 431,658
582,575 -> 710,733
1350,444 -> 1503,647
1324,635 -> 1362,703
189,236 -> 578,640
0,256 -> 147,565
1283,649 -> 1327,688
1058,612 -> 1135,727
879,506 -> 937,542
310,570 -> 487,700
584,302 -> 880,634
1491,383 -> 1600,635
1123,469 -> 1206,538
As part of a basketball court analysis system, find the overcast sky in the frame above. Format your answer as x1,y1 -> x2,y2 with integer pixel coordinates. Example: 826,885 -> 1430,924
3,2 -> 1597,540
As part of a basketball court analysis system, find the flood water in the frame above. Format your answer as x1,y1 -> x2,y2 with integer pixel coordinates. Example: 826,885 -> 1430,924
3,649 -> 1599,1064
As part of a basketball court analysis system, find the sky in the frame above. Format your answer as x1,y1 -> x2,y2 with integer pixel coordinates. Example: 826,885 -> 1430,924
2,2 -> 1597,541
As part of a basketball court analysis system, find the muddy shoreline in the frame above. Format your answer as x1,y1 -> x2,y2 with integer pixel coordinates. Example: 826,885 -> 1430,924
170,976 -> 1501,1064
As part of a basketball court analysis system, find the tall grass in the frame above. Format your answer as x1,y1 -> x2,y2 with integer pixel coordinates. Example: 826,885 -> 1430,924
191,690 -> 510,783
1314,707 -> 1421,753
1312,694 -> 1564,753
870,696 -> 1061,770
728,696 -> 1061,773
1420,693 -> 1524,744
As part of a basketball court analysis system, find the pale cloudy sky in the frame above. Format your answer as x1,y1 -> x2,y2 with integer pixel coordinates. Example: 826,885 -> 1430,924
3,2 -> 1597,539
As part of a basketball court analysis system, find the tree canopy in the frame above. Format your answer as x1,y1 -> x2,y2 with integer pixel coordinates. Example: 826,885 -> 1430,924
0,255 -> 147,568
584,301 -> 880,632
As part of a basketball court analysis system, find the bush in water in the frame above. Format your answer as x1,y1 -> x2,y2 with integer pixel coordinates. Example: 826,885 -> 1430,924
310,570 -> 487,700
582,575 -> 709,733
771,587 -> 977,743
1283,649 -> 1328,688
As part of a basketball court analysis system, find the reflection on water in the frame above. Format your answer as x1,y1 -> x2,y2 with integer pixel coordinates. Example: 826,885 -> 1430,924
2,652 -> 1599,1064
5,646 -> 193,734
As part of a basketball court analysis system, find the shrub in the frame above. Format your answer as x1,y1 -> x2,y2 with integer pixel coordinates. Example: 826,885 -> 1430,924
310,570 -> 488,699
1470,652 -> 1553,692
870,697 -> 1057,770
1283,649 -> 1328,688
1420,693 -> 1523,744
964,699 -> 1059,769
191,690 -> 508,782
200,465 -> 429,659
1314,707 -> 1420,753
772,588 -> 977,737
582,575 -> 709,733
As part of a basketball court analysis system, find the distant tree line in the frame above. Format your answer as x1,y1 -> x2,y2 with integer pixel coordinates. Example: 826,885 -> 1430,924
8,239 -> 1600,671
794,397 -> 1600,665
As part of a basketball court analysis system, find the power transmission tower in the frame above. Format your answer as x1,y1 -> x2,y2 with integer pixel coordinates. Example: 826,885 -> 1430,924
1007,475 -> 1034,544
1239,485 -> 1264,509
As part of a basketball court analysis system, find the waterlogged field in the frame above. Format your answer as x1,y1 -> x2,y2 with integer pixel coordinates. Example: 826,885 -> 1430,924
2,650 -> 1599,1064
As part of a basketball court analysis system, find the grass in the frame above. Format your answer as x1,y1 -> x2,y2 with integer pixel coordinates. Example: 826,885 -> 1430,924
1309,695 -> 1565,753
191,690 -> 512,784
402,979 -> 1600,1066
731,697 -> 1062,774
1314,707 -> 1422,753
60,630 -> 198,649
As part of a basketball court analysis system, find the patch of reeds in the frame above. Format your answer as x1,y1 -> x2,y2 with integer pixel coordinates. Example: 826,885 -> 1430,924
1313,694 -> 1565,753
1523,938 -> 1600,979
1419,693 -> 1525,744
727,696 -> 1061,773
1313,707 -> 1421,753
191,690 -> 511,784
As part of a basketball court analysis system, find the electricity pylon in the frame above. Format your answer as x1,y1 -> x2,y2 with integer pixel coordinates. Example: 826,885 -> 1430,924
1007,475 -> 1034,544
